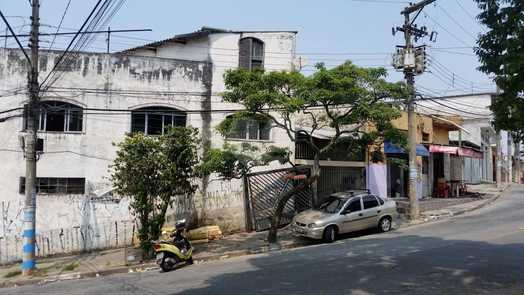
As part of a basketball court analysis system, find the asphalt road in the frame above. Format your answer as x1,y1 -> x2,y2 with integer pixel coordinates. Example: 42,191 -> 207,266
5,186 -> 524,295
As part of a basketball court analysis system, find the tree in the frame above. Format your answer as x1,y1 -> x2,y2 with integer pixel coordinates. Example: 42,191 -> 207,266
110,127 -> 199,257
475,0 -> 524,181
220,62 -> 408,207
475,0 -> 524,140
199,143 -> 309,243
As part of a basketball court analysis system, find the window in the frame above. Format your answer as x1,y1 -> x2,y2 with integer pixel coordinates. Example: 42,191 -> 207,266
131,107 -> 186,135
239,37 -> 264,70
19,177 -> 85,195
25,101 -> 83,132
226,117 -> 271,141
345,198 -> 362,213
377,196 -> 385,205
363,195 -> 380,209
422,132 -> 430,142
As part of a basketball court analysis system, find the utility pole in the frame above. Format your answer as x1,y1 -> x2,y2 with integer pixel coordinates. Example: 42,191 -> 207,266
22,0 -> 39,276
496,131 -> 502,188
393,0 -> 436,220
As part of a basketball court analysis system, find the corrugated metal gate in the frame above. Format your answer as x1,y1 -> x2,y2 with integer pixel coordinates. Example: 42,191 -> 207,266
245,168 -> 312,232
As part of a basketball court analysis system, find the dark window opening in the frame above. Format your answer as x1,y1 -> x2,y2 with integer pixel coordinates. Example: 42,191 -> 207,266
363,195 -> 379,209
345,198 -> 362,213
131,107 -> 187,135
422,132 -> 430,142
25,101 -> 83,132
239,37 -> 265,70
226,116 -> 271,141
19,177 -> 85,195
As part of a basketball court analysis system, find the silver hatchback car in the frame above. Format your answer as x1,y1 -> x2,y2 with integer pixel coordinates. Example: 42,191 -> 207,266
292,191 -> 397,243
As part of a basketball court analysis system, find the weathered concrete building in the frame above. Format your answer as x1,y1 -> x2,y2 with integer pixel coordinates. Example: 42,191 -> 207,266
0,27 -> 297,260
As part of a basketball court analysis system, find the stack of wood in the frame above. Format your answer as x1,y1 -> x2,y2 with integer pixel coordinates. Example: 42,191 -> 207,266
187,225 -> 222,244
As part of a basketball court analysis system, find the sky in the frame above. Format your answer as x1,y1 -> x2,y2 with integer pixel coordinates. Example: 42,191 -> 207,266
1,0 -> 496,97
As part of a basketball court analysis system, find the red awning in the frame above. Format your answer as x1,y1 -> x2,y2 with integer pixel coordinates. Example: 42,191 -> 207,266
429,145 -> 459,154
429,145 -> 483,159
458,147 -> 483,159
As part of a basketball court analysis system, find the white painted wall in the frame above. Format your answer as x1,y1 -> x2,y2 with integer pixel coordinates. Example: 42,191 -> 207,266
0,29 -> 298,242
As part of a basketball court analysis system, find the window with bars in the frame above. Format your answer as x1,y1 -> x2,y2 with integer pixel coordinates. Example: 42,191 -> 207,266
226,117 -> 271,141
19,177 -> 86,195
239,37 -> 265,70
24,101 -> 84,132
131,107 -> 187,135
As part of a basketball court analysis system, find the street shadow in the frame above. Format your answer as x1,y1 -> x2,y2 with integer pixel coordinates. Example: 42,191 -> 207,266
172,233 -> 524,295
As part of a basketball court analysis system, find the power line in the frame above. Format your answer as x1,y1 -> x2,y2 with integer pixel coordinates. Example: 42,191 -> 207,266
422,11 -> 473,47
437,3 -> 478,41
48,0 -> 71,50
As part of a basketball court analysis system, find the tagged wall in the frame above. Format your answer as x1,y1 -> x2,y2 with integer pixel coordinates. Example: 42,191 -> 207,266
0,28 -> 298,246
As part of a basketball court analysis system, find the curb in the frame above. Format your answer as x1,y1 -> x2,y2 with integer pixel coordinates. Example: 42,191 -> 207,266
409,185 -> 510,225
0,247 -> 279,289
1,185 -> 509,289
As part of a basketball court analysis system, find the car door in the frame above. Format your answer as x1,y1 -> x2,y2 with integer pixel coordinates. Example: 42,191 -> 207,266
339,197 -> 366,234
361,195 -> 381,229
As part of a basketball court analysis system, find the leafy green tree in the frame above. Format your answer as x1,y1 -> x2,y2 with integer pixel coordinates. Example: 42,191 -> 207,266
475,0 -> 524,142
200,143 -> 309,243
219,62 -> 408,207
475,0 -> 524,179
110,127 -> 199,256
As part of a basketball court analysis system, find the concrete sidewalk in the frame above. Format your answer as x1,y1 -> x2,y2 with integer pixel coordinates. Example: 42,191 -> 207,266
0,182 -> 510,289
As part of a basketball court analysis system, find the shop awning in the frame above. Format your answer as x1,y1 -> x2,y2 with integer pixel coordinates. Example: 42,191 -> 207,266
429,145 -> 483,159
384,141 -> 429,157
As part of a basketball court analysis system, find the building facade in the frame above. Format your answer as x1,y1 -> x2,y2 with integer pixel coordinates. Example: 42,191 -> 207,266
0,27 -> 298,255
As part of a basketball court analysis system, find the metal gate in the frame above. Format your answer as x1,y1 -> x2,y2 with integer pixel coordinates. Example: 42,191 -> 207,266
245,168 -> 312,232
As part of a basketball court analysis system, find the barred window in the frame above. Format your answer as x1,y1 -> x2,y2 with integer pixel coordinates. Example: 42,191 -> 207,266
24,101 -> 83,132
19,177 -> 85,195
226,117 -> 271,141
131,107 -> 186,135
239,37 -> 265,70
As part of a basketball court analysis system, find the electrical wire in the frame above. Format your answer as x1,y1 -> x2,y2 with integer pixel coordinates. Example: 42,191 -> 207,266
48,0 -> 71,50
422,11 -> 473,47
437,3 -> 478,41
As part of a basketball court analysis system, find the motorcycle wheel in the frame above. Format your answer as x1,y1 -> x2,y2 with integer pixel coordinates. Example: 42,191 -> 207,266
160,256 -> 178,272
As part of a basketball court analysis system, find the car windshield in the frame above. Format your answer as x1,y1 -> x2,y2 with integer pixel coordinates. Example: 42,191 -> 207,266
320,197 -> 346,214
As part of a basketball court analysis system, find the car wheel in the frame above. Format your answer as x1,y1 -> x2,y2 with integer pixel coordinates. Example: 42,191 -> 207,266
323,226 -> 337,243
378,217 -> 392,233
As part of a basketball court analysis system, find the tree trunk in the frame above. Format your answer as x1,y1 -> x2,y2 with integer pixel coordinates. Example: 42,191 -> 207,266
267,184 -> 305,243
311,153 -> 321,208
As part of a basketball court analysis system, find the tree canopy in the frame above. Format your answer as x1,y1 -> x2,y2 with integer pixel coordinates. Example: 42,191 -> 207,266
475,0 -> 524,141
218,62 -> 408,205
110,127 -> 199,256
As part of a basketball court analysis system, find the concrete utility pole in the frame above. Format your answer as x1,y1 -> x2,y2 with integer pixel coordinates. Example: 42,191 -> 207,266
395,0 -> 436,219
496,131 -> 502,188
515,141 -> 521,183
22,0 -> 40,276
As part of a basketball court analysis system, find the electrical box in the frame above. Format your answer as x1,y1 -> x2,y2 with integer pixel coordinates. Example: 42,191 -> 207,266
414,46 -> 427,75
403,50 -> 416,69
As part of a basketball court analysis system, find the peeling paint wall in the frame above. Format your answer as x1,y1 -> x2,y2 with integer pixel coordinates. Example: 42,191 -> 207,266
0,30 -> 297,244
0,48 -> 210,242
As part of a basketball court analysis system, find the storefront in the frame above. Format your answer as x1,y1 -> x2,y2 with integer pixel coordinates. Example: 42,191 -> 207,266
429,144 -> 483,197
384,141 -> 430,199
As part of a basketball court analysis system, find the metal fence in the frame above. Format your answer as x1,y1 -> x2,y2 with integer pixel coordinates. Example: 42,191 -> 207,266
0,220 -> 135,265
246,168 -> 312,232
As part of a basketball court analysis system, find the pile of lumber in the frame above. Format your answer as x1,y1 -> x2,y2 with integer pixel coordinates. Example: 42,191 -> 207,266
186,225 -> 222,243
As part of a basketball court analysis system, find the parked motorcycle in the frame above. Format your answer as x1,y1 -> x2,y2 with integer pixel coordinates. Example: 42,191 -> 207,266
153,219 -> 193,272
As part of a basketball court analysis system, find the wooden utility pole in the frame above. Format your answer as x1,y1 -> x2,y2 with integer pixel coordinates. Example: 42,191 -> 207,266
22,0 -> 40,276
397,0 -> 436,219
